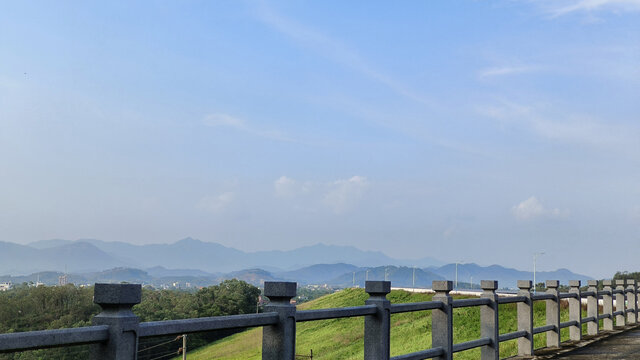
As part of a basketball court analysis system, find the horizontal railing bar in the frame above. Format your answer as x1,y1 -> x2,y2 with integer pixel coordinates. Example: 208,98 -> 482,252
533,324 -> 555,334
613,311 -> 624,316
0,325 -> 109,353
499,330 -> 527,342
497,296 -> 526,304
452,337 -> 491,353
597,290 -> 611,296
559,293 -> 578,299
598,314 -> 612,320
391,347 -> 445,360
297,305 -> 377,322
560,320 -> 578,328
612,290 -> 624,294
138,312 -> 279,338
532,293 -> 555,301
452,298 -> 491,308
390,301 -> 443,314
581,291 -> 596,297
581,316 -> 596,324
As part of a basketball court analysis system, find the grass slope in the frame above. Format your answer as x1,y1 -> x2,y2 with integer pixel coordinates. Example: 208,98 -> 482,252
180,289 -> 577,359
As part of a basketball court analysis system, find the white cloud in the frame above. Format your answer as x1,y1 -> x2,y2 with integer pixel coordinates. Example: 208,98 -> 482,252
478,65 -> 539,79
198,192 -> 235,213
202,113 -> 293,142
532,0 -> 640,17
274,176 -> 298,198
476,99 -> 639,152
512,196 -> 567,220
323,176 -> 369,214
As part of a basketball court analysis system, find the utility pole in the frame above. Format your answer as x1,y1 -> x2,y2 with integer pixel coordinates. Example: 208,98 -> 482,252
384,267 -> 388,281
366,269 -> 369,281
455,261 -> 459,289
470,276 -> 473,290
352,272 -> 355,287
182,334 -> 187,360
533,252 -> 545,293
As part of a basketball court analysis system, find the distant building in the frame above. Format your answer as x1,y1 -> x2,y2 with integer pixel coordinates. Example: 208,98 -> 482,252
58,274 -> 69,286
0,282 -> 11,291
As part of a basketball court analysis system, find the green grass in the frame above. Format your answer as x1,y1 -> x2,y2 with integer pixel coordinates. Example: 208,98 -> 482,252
179,289 -> 582,360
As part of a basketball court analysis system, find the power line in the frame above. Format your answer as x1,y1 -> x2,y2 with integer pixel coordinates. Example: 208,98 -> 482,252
138,336 -> 181,353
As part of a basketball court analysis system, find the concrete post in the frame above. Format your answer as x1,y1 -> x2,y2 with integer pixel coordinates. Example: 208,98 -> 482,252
568,280 -> 581,342
616,280 -> 626,327
627,279 -> 637,324
587,280 -> 599,335
91,283 -> 141,360
517,280 -> 534,356
432,280 -> 453,360
480,280 -> 499,360
602,280 -> 614,331
545,280 -> 561,348
262,281 -> 297,360
364,281 -> 391,360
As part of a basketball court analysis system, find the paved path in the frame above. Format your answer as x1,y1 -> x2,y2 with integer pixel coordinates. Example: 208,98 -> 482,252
543,326 -> 640,359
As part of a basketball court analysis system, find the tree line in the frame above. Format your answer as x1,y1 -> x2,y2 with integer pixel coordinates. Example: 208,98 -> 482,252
0,279 -> 260,360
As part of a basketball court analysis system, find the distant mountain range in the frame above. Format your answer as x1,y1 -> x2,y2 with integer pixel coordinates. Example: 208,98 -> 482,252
0,238 -> 593,289
2,237 -> 443,275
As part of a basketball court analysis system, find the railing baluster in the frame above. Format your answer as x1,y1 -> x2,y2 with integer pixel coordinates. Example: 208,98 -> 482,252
262,281 -> 297,360
432,280 -> 453,360
587,280 -> 599,335
616,280 -> 626,327
517,280 -> 534,356
568,280 -> 581,342
602,280 -> 614,331
91,283 -> 141,360
364,281 -> 391,360
627,279 -> 637,324
480,280 -> 499,360
546,280 -> 561,348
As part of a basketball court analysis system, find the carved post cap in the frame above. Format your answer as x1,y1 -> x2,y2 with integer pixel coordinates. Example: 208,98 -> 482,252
588,280 -> 599,287
546,280 -> 559,288
517,280 -> 532,290
616,280 -> 626,286
432,280 -> 453,292
569,280 -> 581,287
602,280 -> 613,286
365,281 -> 391,295
481,280 -> 498,290
94,283 -> 141,306
264,281 -> 297,303
627,279 -> 636,285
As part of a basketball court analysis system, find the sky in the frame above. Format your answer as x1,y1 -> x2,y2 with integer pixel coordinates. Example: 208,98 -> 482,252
1,1 -> 639,278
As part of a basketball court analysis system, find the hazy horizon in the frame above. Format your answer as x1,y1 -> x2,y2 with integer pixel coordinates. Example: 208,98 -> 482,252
1,1 -> 639,279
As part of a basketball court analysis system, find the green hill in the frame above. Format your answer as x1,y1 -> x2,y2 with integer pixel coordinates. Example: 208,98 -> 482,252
179,289 -> 573,359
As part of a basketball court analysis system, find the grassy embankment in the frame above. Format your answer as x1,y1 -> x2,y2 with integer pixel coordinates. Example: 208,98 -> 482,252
179,288 -> 580,360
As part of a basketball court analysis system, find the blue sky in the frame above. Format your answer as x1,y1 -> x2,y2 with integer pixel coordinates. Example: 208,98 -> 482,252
1,1 -> 639,277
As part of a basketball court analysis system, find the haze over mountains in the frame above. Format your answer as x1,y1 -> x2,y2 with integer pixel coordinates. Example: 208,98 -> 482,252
0,237 -> 593,289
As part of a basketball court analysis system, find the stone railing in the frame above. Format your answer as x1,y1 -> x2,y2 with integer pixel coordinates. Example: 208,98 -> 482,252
0,279 -> 637,359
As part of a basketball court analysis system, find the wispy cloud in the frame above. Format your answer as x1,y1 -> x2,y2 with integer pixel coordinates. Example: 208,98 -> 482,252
253,3 -> 435,107
512,196 -> 567,220
533,0 -> 640,17
198,192 -> 235,213
273,175 -> 369,214
477,99 -> 639,151
203,113 -> 294,142
323,176 -> 369,214
478,65 -> 539,79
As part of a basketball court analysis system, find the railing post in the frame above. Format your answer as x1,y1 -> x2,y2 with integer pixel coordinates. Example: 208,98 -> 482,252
480,280 -> 499,360
615,280 -> 626,327
517,280 -> 534,356
364,281 -> 391,360
627,279 -> 637,324
262,281 -> 297,360
602,280 -> 614,331
586,280 -> 599,335
568,280 -> 581,342
545,280 -> 560,348
91,283 -> 141,360
432,280 -> 453,360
